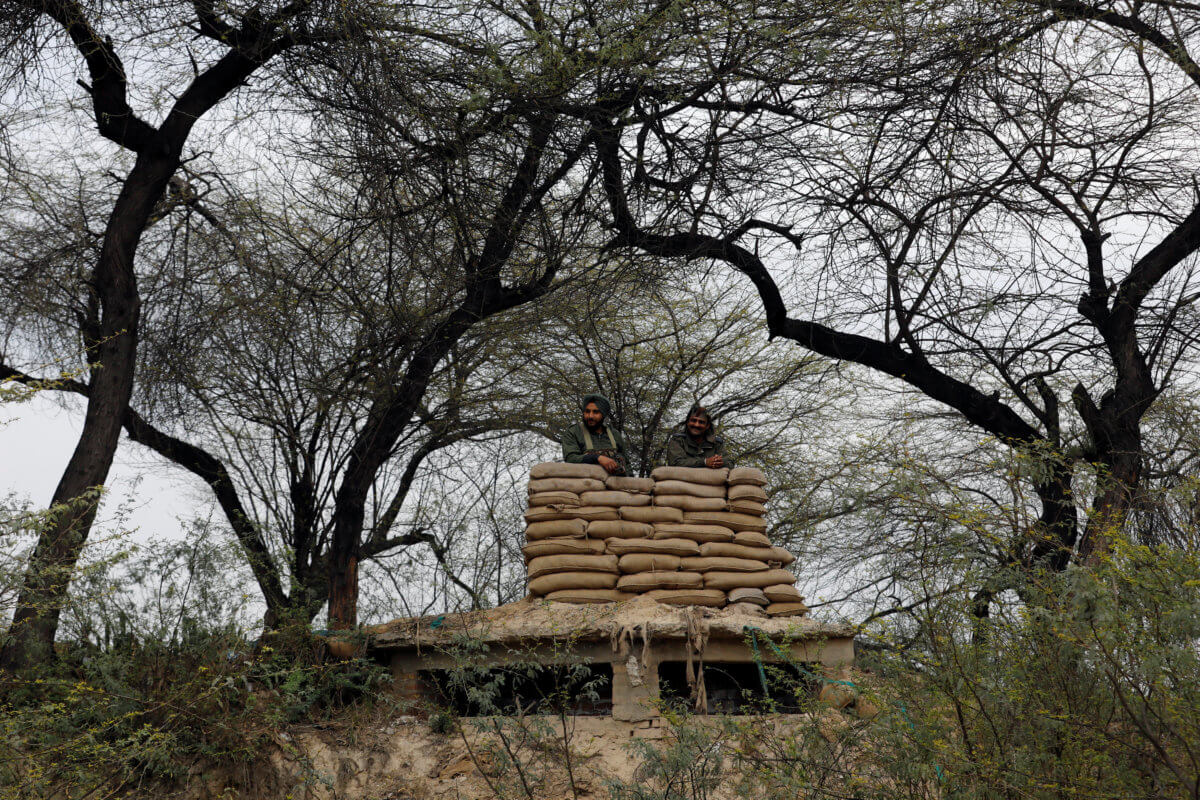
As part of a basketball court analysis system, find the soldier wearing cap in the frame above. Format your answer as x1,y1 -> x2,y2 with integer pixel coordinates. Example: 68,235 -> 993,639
664,404 -> 730,469
561,393 -> 629,475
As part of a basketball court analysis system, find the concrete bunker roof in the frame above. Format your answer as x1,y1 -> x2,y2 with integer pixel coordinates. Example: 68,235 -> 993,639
367,595 -> 854,652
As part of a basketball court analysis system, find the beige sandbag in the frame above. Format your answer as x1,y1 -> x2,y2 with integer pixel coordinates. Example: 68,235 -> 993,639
522,538 -> 606,559
524,506 -> 583,523
728,499 -> 767,516
682,511 -> 768,533
561,506 -> 620,522
764,584 -> 804,603
733,530 -> 771,546
617,571 -> 704,592
650,466 -> 729,485
727,467 -> 767,486
530,462 -> 609,481
703,568 -> 796,590
654,495 -> 728,512
543,589 -> 634,604
700,542 -> 776,560
728,484 -> 769,503
652,523 -> 735,544
605,537 -> 700,557
681,556 -> 769,573
618,553 -> 682,573
652,480 -> 727,498
527,554 -> 619,580
588,520 -> 654,539
528,571 -> 619,595
528,491 -> 582,507
620,506 -> 684,524
525,519 -> 587,540
528,477 -> 606,494
727,587 -> 769,606
580,490 -> 649,507
765,601 -> 809,617
769,547 -> 797,566
644,588 -> 727,607
606,476 -> 654,494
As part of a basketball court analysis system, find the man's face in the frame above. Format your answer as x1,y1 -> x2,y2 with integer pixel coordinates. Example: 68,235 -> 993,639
582,402 -> 604,430
686,414 -> 709,438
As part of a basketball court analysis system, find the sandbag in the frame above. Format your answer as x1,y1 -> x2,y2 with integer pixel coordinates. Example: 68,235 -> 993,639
527,491 -> 581,507
580,490 -> 649,507
587,520 -> 654,539
700,542 -> 779,560
650,466 -> 729,486
765,601 -> 809,617
727,499 -> 767,516
543,589 -> 634,604
606,476 -> 654,494
530,462 -> 609,481
733,530 -> 771,546
525,519 -> 587,540
528,477 -> 606,494
554,506 -> 624,525
653,495 -> 728,512
524,506 -> 584,523
727,587 -> 769,606
605,537 -> 700,557
769,547 -> 796,566
764,584 -> 804,603
620,506 -> 684,524
727,467 -> 767,486
703,568 -> 796,590
728,484 -> 769,503
527,554 -> 619,580
528,571 -> 618,595
644,589 -> 727,607
652,480 -> 727,498
652,523 -> 735,544
617,571 -> 704,592
680,556 -> 769,573
682,511 -> 768,533
618,553 -> 683,573
522,538 -> 606,559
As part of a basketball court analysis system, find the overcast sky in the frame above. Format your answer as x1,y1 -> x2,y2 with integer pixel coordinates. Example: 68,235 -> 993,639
1,394 -> 201,546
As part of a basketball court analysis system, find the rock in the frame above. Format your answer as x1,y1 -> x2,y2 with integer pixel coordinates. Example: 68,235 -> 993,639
816,708 -> 849,742
818,680 -> 857,710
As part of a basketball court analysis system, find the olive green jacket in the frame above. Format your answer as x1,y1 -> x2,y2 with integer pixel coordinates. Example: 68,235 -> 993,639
664,428 -> 731,468
561,422 -> 628,465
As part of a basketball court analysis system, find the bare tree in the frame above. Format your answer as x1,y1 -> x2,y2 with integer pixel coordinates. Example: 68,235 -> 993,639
593,1 -> 1200,597
0,0 -> 380,668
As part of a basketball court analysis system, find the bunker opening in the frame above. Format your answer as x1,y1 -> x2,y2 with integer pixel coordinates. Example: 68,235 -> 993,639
421,663 -> 614,716
658,660 -> 821,714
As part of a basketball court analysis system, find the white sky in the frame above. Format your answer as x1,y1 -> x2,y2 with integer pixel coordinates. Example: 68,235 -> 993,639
0,393 -> 202,545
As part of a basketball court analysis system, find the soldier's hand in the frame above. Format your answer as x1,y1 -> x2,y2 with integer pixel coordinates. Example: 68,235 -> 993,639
598,455 -> 620,474
706,455 -> 724,468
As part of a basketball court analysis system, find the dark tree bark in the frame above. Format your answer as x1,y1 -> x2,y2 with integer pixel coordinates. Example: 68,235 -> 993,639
1,0 -> 329,669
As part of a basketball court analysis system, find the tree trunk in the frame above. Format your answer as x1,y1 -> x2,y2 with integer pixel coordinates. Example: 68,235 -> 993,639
0,153 -> 176,670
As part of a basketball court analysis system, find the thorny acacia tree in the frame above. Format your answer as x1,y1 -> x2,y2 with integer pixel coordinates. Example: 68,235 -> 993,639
490,278 -> 832,476
0,0 -> 385,668
285,0 -> 833,628
597,0 -> 1200,601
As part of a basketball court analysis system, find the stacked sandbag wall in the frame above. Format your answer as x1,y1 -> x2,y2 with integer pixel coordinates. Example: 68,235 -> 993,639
522,463 -> 808,617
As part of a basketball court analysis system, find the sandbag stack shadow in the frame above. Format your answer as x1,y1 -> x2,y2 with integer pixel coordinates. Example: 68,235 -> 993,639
522,463 -> 808,616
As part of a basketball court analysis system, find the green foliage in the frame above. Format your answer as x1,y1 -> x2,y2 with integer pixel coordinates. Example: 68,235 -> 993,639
0,535 -> 391,798
0,625 -> 390,798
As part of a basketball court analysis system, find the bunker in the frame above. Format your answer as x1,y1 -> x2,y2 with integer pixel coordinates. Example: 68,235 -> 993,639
368,596 -> 855,723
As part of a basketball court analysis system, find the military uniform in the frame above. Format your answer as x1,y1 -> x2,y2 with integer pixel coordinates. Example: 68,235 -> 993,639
561,422 -> 629,475
664,426 -> 731,468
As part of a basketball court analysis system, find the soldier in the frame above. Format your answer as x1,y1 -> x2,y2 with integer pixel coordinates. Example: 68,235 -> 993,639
664,404 -> 730,468
561,393 -> 629,475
